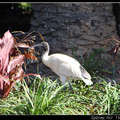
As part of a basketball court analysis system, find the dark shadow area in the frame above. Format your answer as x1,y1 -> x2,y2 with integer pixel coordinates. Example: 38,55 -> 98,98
112,3 -> 120,37
0,3 -> 33,37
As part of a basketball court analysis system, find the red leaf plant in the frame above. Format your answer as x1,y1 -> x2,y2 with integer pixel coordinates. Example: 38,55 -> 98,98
0,30 -> 41,98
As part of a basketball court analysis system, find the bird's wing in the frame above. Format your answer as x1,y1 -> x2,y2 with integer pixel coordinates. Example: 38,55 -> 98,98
47,54 -> 80,77
47,53 -> 91,80
57,61 -> 81,78
58,61 -> 91,80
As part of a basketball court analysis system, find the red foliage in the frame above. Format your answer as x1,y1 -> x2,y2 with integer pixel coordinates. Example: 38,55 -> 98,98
0,30 -> 41,98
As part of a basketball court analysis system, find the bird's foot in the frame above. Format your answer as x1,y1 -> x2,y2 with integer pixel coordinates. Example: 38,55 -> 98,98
61,82 -> 74,93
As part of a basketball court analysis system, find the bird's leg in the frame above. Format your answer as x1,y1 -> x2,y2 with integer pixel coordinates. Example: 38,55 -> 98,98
68,81 -> 73,91
60,76 -> 66,85
60,76 -> 67,90
66,77 -> 74,92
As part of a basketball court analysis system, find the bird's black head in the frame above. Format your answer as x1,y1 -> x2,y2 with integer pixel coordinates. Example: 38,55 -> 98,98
40,42 -> 49,53
29,41 -> 49,56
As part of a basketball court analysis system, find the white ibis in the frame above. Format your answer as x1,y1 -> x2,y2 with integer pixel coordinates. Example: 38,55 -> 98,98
30,42 -> 93,89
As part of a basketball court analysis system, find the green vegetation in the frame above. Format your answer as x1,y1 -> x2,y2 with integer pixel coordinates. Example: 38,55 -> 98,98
18,3 -> 32,11
0,76 -> 120,115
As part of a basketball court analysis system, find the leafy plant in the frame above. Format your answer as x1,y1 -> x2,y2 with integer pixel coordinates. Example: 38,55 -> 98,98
22,77 -> 67,114
0,30 -> 44,98
18,3 -> 32,12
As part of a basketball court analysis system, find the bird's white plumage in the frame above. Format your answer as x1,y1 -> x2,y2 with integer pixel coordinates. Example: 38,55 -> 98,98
44,54 -> 81,77
39,42 -> 93,86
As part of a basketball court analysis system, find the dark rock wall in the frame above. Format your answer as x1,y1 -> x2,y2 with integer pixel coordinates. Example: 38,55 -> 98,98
29,3 -> 117,57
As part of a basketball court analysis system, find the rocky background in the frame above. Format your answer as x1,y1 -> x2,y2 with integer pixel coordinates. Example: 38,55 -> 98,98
29,3 -> 117,55
27,3 -> 120,79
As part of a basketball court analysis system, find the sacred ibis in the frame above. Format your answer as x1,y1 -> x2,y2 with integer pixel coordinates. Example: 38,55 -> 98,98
30,42 -> 93,89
